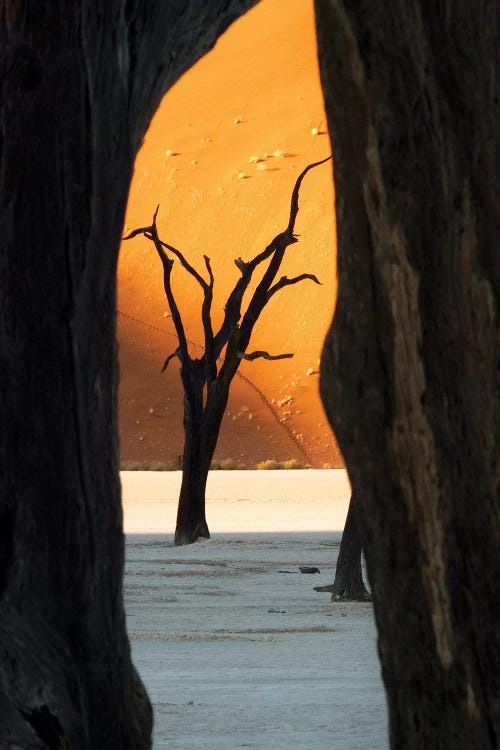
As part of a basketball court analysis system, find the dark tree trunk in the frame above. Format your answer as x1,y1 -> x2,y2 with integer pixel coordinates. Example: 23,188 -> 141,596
316,1 -> 500,747
175,390 -> 211,546
0,2 -> 257,747
175,374 -> 230,545
315,495 -> 370,600
176,461 -> 211,546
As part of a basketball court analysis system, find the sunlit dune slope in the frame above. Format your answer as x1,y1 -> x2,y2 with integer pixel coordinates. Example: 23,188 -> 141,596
118,0 -> 342,468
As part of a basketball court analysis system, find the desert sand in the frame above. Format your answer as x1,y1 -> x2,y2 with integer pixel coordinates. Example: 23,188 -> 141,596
123,470 -> 387,749
118,0 -> 341,469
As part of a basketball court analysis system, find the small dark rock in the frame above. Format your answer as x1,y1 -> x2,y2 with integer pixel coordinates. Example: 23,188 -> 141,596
299,566 -> 321,574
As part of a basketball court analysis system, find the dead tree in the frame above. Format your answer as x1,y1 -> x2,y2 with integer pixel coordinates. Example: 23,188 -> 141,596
125,158 -> 330,545
314,493 -> 370,600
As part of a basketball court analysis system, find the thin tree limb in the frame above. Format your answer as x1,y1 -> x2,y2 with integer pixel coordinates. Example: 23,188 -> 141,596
201,256 -> 216,382
213,159 -> 330,356
286,156 -> 332,234
203,255 -> 214,289
122,225 -> 152,240
267,273 -> 322,300
148,207 -> 189,363
213,260 -> 253,358
237,350 -> 294,361
217,158 -> 330,384
124,212 -> 210,292
125,209 -> 218,378
161,349 -> 180,373
153,236 -> 208,291
213,233 -> 296,356
245,234 -> 286,272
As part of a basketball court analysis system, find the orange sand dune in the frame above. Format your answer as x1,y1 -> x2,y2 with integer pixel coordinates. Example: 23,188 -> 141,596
118,0 -> 342,468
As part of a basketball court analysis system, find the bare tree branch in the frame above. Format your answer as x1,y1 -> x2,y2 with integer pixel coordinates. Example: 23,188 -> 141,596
237,159 -> 331,348
148,207 -> 189,363
286,155 -> 332,234
212,235 -> 295,356
126,159 -> 329,404
237,350 -> 294,361
152,235 -> 209,291
203,255 -> 214,289
124,209 -> 211,292
267,273 -> 322,300
161,349 -> 180,373
201,256 -> 216,382
216,157 -> 331,370
245,234 -> 289,272
125,208 -> 219,380
213,260 -> 253,358
122,225 -> 152,240
234,257 -> 247,272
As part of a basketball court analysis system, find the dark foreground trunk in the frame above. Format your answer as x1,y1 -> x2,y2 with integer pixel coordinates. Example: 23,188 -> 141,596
316,1 -> 500,747
314,495 -> 370,600
0,2 -> 257,746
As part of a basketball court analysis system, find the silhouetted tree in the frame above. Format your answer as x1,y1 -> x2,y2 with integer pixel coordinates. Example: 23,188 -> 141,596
125,159 -> 329,545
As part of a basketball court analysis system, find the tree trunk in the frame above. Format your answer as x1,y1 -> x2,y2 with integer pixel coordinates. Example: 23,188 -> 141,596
175,391 -> 211,546
175,463 -> 211,546
315,495 -> 370,600
175,376 -> 231,545
316,1 -> 500,747
0,2 -> 257,746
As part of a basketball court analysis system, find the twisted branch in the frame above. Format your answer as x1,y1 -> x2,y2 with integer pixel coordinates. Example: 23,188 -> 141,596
161,349 -> 180,373
267,273 -> 322,301
238,350 -> 294,362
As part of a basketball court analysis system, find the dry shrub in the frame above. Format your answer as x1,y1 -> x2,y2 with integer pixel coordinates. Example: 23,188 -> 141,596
220,458 -> 238,470
148,461 -> 167,471
282,458 -> 304,470
121,460 -> 143,471
121,459 -> 181,471
164,458 -> 182,471
256,459 -> 280,470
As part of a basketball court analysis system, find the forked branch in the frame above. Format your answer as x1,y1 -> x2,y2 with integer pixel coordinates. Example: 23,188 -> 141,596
123,206 -> 189,361
213,157 -> 331,358
124,207 -> 218,369
156,237 -> 209,290
124,158 -> 330,384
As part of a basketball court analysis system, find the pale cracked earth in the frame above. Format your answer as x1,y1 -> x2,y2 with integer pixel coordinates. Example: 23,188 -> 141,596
123,471 -> 388,749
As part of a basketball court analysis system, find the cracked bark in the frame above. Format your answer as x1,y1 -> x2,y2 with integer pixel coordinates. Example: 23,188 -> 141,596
0,2 -> 257,747
316,1 -> 500,747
